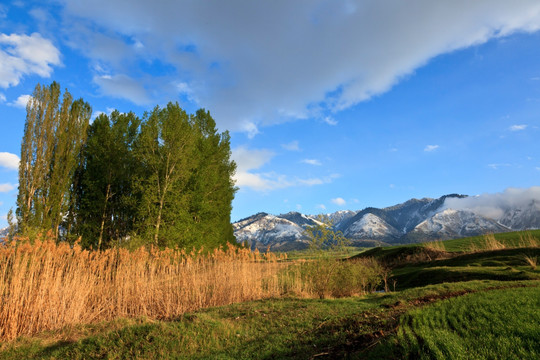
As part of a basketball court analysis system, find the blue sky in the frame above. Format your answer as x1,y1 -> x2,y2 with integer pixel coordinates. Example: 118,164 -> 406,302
1,1 -> 540,227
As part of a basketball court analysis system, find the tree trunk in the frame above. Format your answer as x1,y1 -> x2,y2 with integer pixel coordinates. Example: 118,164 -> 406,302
97,183 -> 111,250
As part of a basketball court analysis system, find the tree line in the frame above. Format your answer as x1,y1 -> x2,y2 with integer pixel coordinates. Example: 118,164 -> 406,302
13,82 -> 237,250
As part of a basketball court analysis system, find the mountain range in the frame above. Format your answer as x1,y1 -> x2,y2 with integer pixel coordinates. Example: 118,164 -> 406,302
233,194 -> 540,251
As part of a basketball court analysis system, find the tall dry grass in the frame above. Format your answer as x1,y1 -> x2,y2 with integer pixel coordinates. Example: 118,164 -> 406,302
0,233 -> 384,341
468,232 -> 540,252
518,232 -> 540,248
0,233 -> 288,341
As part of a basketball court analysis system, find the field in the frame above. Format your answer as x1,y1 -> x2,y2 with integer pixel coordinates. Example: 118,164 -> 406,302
0,231 -> 539,359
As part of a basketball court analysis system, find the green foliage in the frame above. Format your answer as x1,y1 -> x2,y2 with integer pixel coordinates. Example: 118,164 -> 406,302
16,82 -> 91,238
295,216 -> 386,298
74,111 -> 140,249
15,83 -> 237,251
304,215 -> 349,254
134,104 -> 237,249
289,257 -> 386,298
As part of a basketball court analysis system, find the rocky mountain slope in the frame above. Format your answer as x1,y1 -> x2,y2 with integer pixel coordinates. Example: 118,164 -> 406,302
233,194 -> 540,250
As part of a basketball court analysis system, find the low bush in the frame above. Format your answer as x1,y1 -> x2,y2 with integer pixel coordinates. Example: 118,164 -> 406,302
282,257 -> 386,299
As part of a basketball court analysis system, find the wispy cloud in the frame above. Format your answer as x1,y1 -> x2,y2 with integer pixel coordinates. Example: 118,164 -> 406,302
424,144 -> 439,152
0,152 -> 20,170
232,147 -> 337,192
0,183 -> 15,192
241,122 -> 259,139
323,116 -> 338,126
301,159 -> 322,166
93,74 -> 150,105
509,124 -> 528,131
331,197 -> 346,206
317,204 -> 326,210
487,163 -> 511,170
281,140 -> 300,151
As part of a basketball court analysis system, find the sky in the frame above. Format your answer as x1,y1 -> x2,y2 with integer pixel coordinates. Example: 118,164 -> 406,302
1,0 -> 540,227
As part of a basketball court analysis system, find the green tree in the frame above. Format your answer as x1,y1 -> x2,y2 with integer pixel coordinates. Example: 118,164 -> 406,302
135,103 -> 197,247
186,109 -> 237,248
16,82 -> 91,238
75,111 -> 140,249
304,215 -> 349,253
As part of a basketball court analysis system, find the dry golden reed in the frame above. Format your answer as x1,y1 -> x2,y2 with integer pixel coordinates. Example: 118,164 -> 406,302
0,233 -> 292,341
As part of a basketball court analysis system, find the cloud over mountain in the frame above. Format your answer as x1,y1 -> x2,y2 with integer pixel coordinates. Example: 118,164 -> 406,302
443,187 -> 540,219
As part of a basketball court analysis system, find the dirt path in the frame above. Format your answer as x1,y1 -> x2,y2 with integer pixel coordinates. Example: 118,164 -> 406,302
311,283 -> 536,359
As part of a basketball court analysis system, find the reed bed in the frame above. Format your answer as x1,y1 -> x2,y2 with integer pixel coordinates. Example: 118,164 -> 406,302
0,234 -> 290,341
0,234 -> 385,341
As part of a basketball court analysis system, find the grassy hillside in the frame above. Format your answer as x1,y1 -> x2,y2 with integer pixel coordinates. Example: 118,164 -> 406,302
0,231 -> 538,359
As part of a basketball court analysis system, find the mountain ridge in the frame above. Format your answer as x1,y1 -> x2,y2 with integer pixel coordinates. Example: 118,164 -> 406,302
233,193 -> 540,251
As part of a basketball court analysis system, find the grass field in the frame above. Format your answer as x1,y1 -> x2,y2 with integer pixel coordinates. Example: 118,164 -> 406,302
0,230 -> 538,359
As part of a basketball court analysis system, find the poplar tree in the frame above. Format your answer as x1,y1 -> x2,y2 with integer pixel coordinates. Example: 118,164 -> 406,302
16,82 -> 91,238
135,103 -> 197,247
187,109 -> 237,248
75,111 -> 140,249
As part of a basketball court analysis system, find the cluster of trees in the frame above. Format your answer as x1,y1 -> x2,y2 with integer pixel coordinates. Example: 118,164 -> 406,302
14,82 -> 237,250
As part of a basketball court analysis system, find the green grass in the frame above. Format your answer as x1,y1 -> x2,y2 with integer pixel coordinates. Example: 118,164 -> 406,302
371,286 -> 540,359
356,230 -> 540,264
439,230 -> 540,252
391,248 -> 540,290
1,280 -> 538,359
278,246 -> 366,261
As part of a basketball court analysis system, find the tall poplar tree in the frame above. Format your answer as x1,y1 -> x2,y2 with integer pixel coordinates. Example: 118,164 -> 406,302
75,111 -> 140,249
16,82 -> 91,238
187,109 -> 237,248
135,103 -> 197,247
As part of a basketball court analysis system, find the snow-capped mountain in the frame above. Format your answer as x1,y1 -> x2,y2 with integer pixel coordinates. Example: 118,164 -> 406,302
499,199 -> 540,230
233,212 -> 319,251
344,213 -> 401,241
233,192 -> 540,250
405,209 -> 508,241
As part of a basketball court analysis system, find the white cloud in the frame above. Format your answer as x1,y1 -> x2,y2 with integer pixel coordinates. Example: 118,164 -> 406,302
232,146 -> 337,191
60,1 -> 540,132
91,107 -> 116,122
331,197 -> 346,206
9,94 -> 31,108
281,141 -> 300,151
0,32 -> 61,88
0,152 -> 20,170
0,183 -> 15,192
301,159 -> 322,166
0,93 -> 5,102
444,186 -> 540,219
509,124 -> 528,131
323,116 -> 338,126
241,122 -> 260,139
487,163 -> 511,170
317,204 -> 326,210
424,144 -> 439,152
